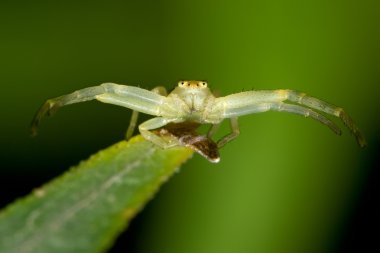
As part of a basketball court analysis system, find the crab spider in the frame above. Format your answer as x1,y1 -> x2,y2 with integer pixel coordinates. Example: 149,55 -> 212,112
31,80 -> 366,160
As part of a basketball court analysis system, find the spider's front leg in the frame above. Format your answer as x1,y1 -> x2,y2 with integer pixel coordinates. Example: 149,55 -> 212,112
213,89 -> 366,147
31,83 -> 166,135
284,90 -> 366,147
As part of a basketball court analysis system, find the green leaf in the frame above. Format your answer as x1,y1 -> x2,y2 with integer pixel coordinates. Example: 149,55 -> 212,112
0,135 -> 193,253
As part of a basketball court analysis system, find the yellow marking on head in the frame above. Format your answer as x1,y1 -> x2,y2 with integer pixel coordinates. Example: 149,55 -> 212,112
178,80 -> 208,88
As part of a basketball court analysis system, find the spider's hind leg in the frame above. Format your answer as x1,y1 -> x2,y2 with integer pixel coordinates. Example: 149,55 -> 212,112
216,117 -> 240,148
126,110 -> 139,140
207,123 -> 220,139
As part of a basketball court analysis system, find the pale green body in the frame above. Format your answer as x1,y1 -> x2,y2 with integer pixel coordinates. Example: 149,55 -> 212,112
31,80 -> 366,161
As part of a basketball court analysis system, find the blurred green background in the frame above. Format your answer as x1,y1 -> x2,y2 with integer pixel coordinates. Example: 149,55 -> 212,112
0,0 -> 379,252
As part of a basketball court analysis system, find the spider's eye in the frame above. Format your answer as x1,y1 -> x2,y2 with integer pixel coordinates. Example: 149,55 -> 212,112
199,81 -> 207,87
178,81 -> 185,87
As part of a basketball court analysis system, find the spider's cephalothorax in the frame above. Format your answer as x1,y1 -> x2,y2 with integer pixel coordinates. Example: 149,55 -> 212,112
166,81 -> 216,123
31,80 -> 366,163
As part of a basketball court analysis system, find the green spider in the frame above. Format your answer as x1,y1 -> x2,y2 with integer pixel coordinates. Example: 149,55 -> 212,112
31,80 -> 366,162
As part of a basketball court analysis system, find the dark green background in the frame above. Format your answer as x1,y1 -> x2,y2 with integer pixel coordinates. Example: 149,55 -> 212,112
1,1 -> 379,252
